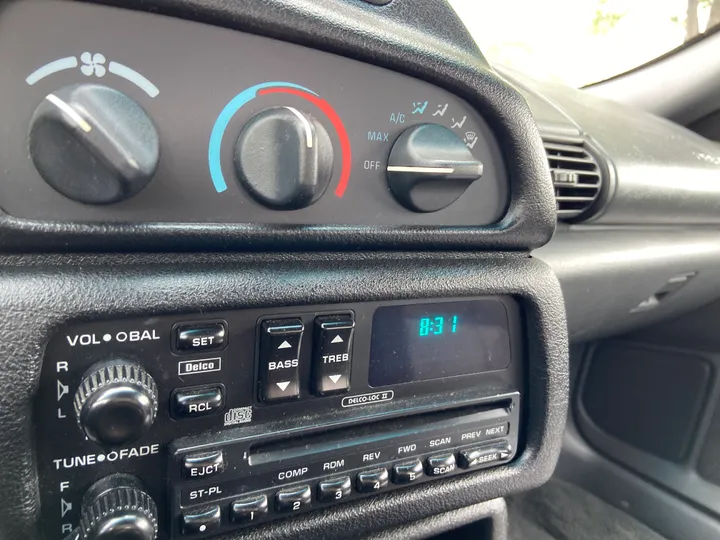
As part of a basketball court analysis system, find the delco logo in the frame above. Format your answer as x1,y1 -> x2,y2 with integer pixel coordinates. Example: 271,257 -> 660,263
66,329 -> 160,346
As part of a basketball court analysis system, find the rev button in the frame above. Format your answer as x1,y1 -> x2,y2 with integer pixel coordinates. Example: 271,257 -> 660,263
312,314 -> 354,396
259,319 -> 303,403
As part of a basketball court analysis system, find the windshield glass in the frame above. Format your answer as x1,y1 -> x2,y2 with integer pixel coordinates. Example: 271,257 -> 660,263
448,0 -> 720,87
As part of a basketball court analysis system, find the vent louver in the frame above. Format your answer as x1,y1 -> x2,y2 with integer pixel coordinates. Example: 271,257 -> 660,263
543,137 -> 603,221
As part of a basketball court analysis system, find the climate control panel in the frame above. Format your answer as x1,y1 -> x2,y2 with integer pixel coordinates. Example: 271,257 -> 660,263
0,0 -> 508,227
35,297 -> 523,539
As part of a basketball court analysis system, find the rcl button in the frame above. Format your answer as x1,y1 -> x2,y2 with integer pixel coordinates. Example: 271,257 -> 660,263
172,385 -> 224,418
182,450 -> 225,479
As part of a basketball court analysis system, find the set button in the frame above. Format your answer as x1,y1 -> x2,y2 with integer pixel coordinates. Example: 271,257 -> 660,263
275,485 -> 312,513
231,494 -> 268,524
174,321 -> 227,353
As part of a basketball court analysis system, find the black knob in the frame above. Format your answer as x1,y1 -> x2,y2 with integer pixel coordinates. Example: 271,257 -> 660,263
74,361 -> 158,447
386,124 -> 484,212
29,83 -> 160,204
234,107 -> 334,209
80,475 -> 158,540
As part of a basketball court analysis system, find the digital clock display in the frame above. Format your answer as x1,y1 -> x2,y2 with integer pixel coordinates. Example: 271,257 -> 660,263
369,299 -> 512,386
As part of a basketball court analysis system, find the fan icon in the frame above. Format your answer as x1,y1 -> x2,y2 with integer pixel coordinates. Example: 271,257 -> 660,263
80,52 -> 107,77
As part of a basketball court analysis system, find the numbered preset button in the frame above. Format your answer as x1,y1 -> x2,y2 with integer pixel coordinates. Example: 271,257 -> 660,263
317,476 -> 352,503
230,494 -> 268,524
355,468 -> 389,493
275,485 -> 312,513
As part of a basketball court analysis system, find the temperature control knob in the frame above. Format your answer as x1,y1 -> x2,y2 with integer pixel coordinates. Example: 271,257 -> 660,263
74,361 -> 158,447
386,123 -> 484,212
29,83 -> 160,204
79,475 -> 158,540
234,107 -> 334,210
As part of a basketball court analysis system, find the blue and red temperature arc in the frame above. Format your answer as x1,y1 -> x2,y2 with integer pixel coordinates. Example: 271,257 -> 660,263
208,82 -> 352,197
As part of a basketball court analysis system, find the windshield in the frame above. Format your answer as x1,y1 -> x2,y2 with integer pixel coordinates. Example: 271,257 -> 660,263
448,0 -> 720,87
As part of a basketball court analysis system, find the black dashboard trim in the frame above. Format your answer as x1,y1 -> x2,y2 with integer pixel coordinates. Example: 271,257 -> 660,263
0,0 -> 555,252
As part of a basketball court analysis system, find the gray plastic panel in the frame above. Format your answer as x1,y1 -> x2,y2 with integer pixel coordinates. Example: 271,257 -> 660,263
0,0 -> 507,226
499,67 -> 720,226
534,227 -> 720,342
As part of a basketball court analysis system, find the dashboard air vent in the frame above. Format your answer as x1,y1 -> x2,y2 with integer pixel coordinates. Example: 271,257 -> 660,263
543,137 -> 603,221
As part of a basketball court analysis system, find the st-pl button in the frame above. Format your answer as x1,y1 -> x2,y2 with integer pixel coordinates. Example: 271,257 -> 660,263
312,314 -> 355,396
181,505 -> 221,535
259,318 -> 304,403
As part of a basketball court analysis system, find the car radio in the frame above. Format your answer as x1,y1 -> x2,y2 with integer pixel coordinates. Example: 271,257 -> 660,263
35,297 -> 523,539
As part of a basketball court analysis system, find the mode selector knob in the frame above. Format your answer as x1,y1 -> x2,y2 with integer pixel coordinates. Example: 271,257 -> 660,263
74,361 -> 158,447
79,475 -> 158,540
386,123 -> 484,212
29,83 -> 160,204
234,107 -> 334,210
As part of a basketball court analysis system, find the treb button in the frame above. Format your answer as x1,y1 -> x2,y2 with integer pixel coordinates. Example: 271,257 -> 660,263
259,319 -> 304,403
312,314 -> 355,396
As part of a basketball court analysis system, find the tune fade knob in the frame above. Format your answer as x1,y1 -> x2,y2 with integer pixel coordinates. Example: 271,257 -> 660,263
79,475 -> 158,540
74,361 -> 158,447
28,83 -> 160,204
234,107 -> 334,210
386,123 -> 484,212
